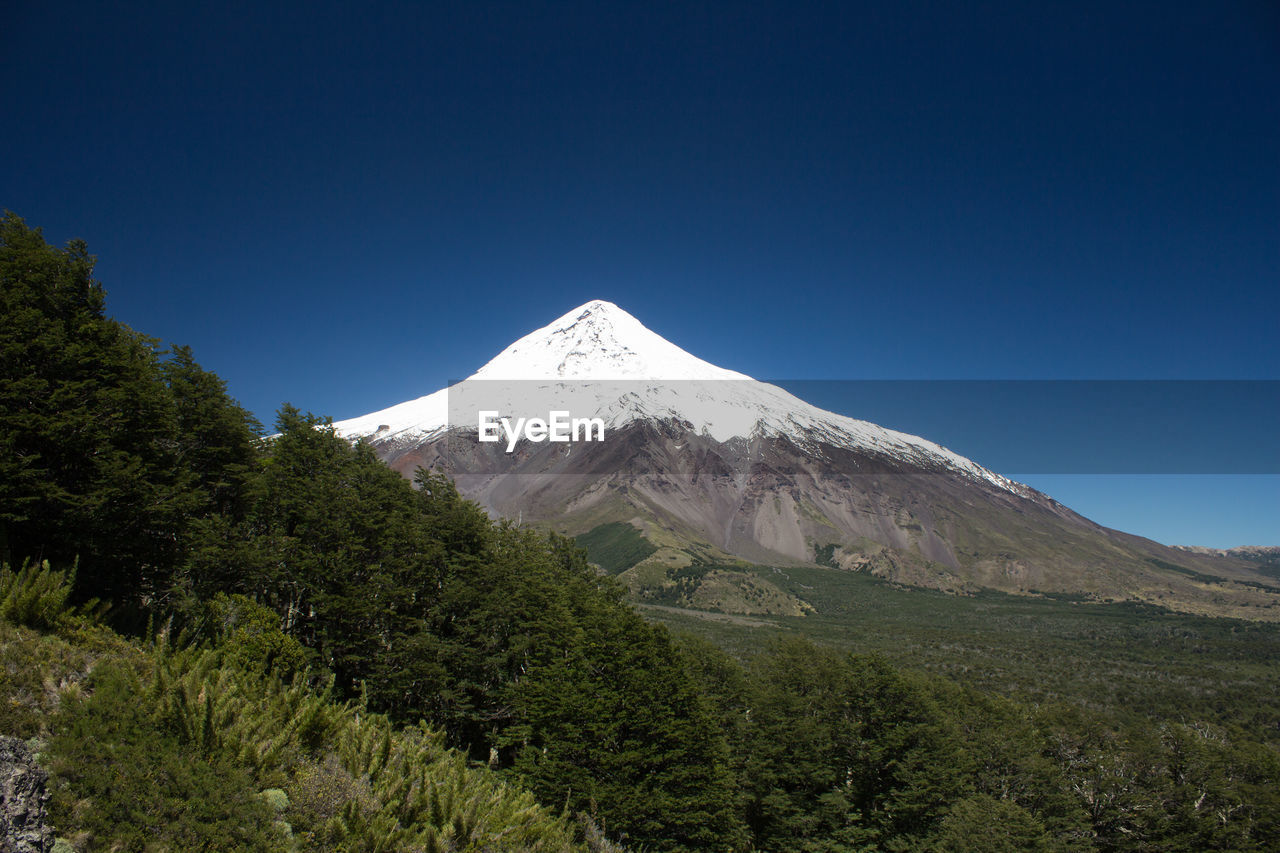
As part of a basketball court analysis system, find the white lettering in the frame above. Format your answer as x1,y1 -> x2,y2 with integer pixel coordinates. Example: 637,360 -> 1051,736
573,416 -> 605,441
478,411 -> 501,442
479,410 -> 606,451
548,410 -> 571,442
503,417 -> 525,452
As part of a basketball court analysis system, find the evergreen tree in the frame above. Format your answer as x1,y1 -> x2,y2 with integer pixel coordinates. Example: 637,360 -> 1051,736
740,637 -> 972,851
184,405 -> 443,695
0,212 -> 197,614
160,344 -> 261,517
509,608 -> 746,852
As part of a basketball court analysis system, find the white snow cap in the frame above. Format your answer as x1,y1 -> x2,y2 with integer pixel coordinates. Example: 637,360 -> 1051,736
471,299 -> 749,381
331,300 -> 1026,494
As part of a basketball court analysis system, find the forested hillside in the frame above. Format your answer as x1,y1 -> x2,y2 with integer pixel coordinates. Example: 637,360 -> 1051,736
4,212 -> 1279,851
0,564 -> 588,851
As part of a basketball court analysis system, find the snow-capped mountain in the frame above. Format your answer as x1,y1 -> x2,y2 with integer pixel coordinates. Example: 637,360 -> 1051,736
334,300 -> 1278,619
334,300 -> 1023,495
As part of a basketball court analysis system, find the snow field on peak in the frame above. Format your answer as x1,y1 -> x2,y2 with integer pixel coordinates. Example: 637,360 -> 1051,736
470,300 -> 750,381
331,301 -> 1024,495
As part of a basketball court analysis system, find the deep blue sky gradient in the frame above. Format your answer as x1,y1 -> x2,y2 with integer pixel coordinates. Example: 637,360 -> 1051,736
4,1 -> 1277,546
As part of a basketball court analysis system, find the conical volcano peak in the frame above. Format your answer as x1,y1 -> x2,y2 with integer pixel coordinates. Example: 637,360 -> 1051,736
469,300 -> 750,381
326,300 -> 1278,622
541,300 -> 644,345
331,299 -> 1018,497
564,299 -> 626,320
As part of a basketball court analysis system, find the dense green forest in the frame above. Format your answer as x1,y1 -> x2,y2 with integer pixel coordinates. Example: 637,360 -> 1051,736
3,211 -> 1279,851
643,563 -> 1280,736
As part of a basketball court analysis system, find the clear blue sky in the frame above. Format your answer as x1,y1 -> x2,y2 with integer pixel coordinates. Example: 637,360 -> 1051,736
5,1 -> 1276,547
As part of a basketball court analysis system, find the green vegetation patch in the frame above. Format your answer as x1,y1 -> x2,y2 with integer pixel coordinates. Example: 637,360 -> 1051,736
650,561 -> 1280,736
1,566 -> 586,853
575,521 -> 658,573
813,542 -> 839,568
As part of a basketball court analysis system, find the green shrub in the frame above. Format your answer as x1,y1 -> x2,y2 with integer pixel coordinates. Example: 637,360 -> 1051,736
0,560 -> 76,629
206,592 -> 308,677
35,633 -> 585,852
47,660 -> 279,851
0,620 -> 100,738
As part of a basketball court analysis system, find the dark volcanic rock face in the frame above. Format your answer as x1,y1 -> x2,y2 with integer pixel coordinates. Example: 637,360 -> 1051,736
0,736 -> 52,853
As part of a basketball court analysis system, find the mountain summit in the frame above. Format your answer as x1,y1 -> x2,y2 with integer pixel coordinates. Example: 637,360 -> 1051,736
471,299 -> 748,381
335,301 -> 1278,619
334,299 -> 734,442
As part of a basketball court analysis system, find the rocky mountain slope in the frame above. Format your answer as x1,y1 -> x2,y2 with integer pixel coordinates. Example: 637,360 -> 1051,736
334,301 -> 1279,620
